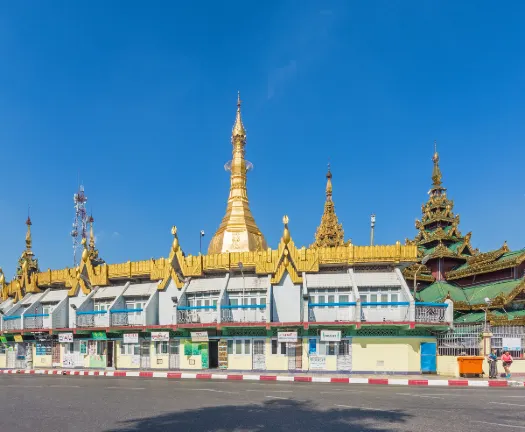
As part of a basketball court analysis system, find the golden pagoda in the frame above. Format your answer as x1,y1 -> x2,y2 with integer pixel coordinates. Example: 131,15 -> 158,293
311,164 -> 346,248
207,92 -> 267,254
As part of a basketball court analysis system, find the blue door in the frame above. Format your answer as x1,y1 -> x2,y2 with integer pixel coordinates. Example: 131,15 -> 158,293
420,342 -> 437,373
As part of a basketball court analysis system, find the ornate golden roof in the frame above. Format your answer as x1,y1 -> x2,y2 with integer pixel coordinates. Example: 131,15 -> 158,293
311,165 -> 346,248
208,92 -> 267,255
16,216 -> 39,278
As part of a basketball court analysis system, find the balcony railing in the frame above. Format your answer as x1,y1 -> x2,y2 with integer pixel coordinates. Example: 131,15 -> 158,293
76,310 -> 109,328
308,302 -> 356,322
110,309 -> 144,327
221,305 -> 266,323
415,302 -> 448,323
361,302 -> 410,323
177,305 -> 218,324
2,315 -> 22,331
23,313 -> 50,329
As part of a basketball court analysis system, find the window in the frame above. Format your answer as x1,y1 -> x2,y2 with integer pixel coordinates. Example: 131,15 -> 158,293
121,343 -> 140,355
309,338 -> 317,355
381,294 -> 388,308
227,339 -> 251,355
370,294 -> 377,308
156,341 -> 169,355
230,299 -> 238,306
339,295 -> 349,304
64,343 -> 74,354
42,306 -> 51,316
244,340 -> 251,354
227,340 -> 234,354
80,341 -> 87,354
271,340 -> 287,355
391,293 -> 399,303
328,295 -> 335,308
318,295 -> 325,304
250,298 -> 257,306
260,297 -> 266,306
280,342 -> 287,355
235,340 -> 242,354
360,294 -> 367,304
271,339 -> 278,354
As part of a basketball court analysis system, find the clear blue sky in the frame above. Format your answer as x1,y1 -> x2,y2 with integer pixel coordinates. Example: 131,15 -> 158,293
1,1 -> 524,278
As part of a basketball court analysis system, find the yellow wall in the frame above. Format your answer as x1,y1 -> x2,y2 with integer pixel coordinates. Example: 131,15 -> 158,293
265,338 -> 288,371
0,354 -> 6,368
437,356 -> 459,377
227,355 -> 252,370
180,353 -> 202,369
352,337 -> 435,373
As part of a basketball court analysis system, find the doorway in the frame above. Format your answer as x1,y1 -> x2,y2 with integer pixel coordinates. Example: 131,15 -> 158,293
420,342 -> 437,373
107,341 -> 114,368
209,340 -> 219,369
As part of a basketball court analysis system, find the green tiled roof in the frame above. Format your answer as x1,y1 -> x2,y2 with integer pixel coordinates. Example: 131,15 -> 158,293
455,309 -> 525,324
451,247 -> 525,272
418,281 -> 468,303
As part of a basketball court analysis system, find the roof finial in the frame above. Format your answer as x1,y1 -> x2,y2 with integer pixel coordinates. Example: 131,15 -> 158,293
431,140 -> 442,187
25,210 -> 32,252
326,163 -> 333,199
232,91 -> 246,138
88,214 -> 95,252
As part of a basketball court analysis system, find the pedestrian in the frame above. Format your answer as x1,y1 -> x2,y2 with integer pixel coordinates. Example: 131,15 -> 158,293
501,351 -> 513,378
486,348 -> 498,379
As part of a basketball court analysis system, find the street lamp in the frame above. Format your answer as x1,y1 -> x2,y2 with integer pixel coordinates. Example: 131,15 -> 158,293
370,214 -> 376,246
238,262 -> 245,322
484,297 -> 492,331
199,230 -> 205,255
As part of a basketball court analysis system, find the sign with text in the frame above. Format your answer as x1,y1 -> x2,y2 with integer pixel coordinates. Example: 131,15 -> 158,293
309,355 -> 326,370
14,335 -> 23,343
123,333 -> 139,344
321,330 -> 341,342
151,331 -> 169,342
277,331 -> 298,343
502,337 -> 522,351
58,333 -> 74,343
0,336 -> 7,343
191,331 -> 209,342
92,331 -> 107,340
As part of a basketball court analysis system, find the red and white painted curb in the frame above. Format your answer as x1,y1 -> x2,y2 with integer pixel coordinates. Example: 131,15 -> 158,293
1,369 -> 523,387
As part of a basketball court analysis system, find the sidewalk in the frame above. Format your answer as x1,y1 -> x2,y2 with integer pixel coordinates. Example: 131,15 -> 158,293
2,368 -> 524,388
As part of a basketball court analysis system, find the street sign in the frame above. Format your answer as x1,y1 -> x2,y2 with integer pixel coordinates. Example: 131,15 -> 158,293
321,330 -> 341,342
92,331 -> 107,340
151,331 -> 169,342
123,333 -> 139,344
278,331 -> 297,343
191,331 -> 209,342
309,355 -> 326,369
58,333 -> 74,343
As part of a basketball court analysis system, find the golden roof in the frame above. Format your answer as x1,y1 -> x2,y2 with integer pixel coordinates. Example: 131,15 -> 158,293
207,92 -> 267,254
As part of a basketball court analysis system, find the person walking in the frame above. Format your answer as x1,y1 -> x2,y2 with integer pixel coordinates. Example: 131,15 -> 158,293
501,351 -> 513,378
487,348 -> 498,379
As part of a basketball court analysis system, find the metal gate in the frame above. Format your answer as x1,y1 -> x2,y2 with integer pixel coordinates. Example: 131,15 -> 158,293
287,342 -> 302,371
6,346 -> 15,369
52,342 -> 61,367
140,341 -> 151,369
252,340 -> 266,370
14,343 -> 27,369
169,340 -> 180,369
336,339 -> 352,371
421,342 -> 437,373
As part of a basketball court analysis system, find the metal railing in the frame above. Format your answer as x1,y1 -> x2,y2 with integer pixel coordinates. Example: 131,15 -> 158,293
308,302 -> 356,322
491,325 -> 525,359
177,306 -> 217,324
23,313 -> 49,329
437,324 -> 482,356
76,310 -> 108,328
415,303 -> 448,323
360,302 -> 410,323
110,309 -> 144,326
221,305 -> 266,323
2,316 -> 22,331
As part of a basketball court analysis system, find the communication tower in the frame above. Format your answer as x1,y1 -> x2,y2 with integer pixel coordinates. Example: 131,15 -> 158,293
71,184 -> 88,266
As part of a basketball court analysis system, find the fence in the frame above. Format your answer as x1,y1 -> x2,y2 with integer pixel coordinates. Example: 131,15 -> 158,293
437,324 -> 525,358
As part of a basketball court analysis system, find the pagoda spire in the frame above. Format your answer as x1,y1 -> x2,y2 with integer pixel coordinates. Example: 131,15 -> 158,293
311,164 -> 345,248
16,213 -> 39,277
87,214 -> 104,265
208,92 -> 267,254
431,140 -> 443,188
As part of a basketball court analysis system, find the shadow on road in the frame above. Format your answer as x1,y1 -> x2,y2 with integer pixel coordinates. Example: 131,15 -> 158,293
106,399 -> 411,432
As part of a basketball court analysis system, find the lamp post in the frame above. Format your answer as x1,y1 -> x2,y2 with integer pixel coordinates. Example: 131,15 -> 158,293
370,214 -> 376,246
199,230 -> 205,255
484,297 -> 492,332
238,262 -> 245,322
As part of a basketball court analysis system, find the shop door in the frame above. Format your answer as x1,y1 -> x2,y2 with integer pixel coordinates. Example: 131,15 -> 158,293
6,345 -> 16,369
287,342 -> 302,371
107,341 -> 114,368
15,343 -> 27,369
336,339 -> 352,372
169,340 -> 180,369
420,342 -> 437,373
52,342 -> 61,367
140,341 -> 151,369
252,340 -> 266,370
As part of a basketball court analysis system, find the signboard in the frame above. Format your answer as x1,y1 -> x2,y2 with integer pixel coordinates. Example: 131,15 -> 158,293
14,335 -> 23,343
151,331 -> 169,342
502,337 -> 522,351
123,333 -> 139,344
0,336 -> 7,343
35,342 -> 52,356
191,331 -> 209,342
278,331 -> 298,343
309,355 -> 326,370
321,330 -> 341,342
92,331 -> 107,340
58,333 -> 74,343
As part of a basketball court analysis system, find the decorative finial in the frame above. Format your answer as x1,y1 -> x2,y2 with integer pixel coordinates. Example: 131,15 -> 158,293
431,141 -> 442,187
171,226 -> 179,252
325,163 -> 333,199
282,215 -> 290,245
232,91 -> 246,138
88,214 -> 95,252
25,214 -> 32,252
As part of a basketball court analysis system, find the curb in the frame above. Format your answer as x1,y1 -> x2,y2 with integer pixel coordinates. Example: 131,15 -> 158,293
1,369 -> 524,387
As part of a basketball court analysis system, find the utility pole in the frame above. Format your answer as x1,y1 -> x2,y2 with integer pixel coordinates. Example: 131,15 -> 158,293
199,230 -> 205,255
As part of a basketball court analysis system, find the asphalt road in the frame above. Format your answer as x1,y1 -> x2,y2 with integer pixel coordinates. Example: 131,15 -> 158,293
0,375 -> 524,432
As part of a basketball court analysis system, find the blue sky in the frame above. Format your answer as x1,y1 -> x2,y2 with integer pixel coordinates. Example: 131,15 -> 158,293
1,1 -> 524,278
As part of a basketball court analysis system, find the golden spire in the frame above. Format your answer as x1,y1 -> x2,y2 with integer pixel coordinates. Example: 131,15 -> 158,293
87,214 -> 101,262
88,214 -> 95,252
311,164 -> 345,248
431,140 -> 442,187
208,93 -> 267,254
17,214 -> 39,277
25,215 -> 32,252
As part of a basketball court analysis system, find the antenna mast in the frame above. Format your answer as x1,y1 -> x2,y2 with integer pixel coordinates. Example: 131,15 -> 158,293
71,184 -> 88,266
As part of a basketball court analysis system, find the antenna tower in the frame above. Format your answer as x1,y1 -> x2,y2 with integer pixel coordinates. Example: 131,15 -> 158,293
71,184 -> 88,266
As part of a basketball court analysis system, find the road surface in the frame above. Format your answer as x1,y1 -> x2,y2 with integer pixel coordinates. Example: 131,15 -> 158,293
0,374 -> 524,431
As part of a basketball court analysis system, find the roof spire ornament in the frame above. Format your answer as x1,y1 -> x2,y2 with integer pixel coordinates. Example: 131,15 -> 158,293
431,140 -> 442,187
208,92 -> 267,254
311,164 -> 346,248
16,212 -> 39,278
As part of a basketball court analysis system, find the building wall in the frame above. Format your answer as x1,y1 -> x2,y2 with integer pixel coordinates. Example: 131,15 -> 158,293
272,272 -> 302,322
180,351 -> 202,369
227,354 -> 252,370
0,353 -> 6,368
158,280 -> 179,325
437,355 -> 459,376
